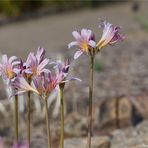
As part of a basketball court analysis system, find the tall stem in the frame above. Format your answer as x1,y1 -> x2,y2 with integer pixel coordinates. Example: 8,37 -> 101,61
115,98 -> 120,129
27,91 -> 31,147
59,86 -> 64,148
87,55 -> 94,148
45,98 -> 51,148
14,95 -> 19,143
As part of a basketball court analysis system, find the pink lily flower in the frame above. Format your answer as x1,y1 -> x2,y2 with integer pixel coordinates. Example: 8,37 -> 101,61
0,54 -> 20,82
33,58 -> 81,97
68,29 -> 96,59
54,59 -> 81,85
10,76 -> 39,96
24,47 -> 50,78
97,20 -> 125,50
33,72 -> 58,99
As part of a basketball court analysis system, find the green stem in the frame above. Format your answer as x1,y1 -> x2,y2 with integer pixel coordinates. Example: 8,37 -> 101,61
14,95 -> 19,143
87,55 -> 94,148
59,86 -> 64,148
45,98 -> 51,148
115,98 -> 120,129
27,91 -> 31,147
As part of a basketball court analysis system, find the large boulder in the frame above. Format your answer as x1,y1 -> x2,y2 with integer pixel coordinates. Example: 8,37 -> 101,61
99,94 -> 148,132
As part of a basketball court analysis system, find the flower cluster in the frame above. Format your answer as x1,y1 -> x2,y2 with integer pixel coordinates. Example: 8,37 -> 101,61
0,19 -> 124,148
0,47 -> 79,99
68,20 -> 125,59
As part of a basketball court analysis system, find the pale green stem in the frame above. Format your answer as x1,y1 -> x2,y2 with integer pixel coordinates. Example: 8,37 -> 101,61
27,91 -> 31,147
45,98 -> 51,148
115,98 -> 120,128
14,95 -> 19,143
59,86 -> 64,148
87,55 -> 94,148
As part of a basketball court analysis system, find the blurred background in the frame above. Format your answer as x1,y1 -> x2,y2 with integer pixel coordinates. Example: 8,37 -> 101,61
0,0 -> 148,147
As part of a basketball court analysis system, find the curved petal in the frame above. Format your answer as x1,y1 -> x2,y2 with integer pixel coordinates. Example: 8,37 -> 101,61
42,68 -> 50,73
24,69 -> 33,74
62,77 -> 82,83
13,68 -> 21,74
36,47 -> 45,63
74,50 -> 83,59
81,29 -> 88,40
2,55 -> 8,64
9,56 -> 17,63
68,41 -> 79,48
72,31 -> 81,41
87,29 -> 94,41
12,61 -> 20,66
38,58 -> 49,70
88,40 -> 96,48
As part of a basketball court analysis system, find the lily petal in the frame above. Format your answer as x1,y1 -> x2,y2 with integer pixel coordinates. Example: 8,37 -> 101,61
72,31 -> 81,41
88,40 -> 96,48
68,41 -> 79,48
74,50 -> 83,59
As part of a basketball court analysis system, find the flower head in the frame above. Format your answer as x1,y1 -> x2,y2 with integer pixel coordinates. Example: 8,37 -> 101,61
33,72 -> 58,99
10,76 -> 39,96
54,59 -> 81,86
24,47 -> 49,79
68,29 -> 96,59
54,59 -> 70,83
97,20 -> 125,50
0,54 -> 20,81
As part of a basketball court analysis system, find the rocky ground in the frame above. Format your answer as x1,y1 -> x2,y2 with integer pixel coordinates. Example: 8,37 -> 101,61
65,120 -> 148,148
0,1 -> 148,148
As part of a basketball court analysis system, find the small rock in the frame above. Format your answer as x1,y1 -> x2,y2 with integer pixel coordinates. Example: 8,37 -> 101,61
65,112 -> 88,137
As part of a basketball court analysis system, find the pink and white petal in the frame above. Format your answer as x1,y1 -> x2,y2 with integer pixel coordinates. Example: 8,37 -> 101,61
86,29 -> 93,41
49,61 -> 57,65
2,54 -> 8,64
69,77 -> 82,82
88,40 -> 96,48
36,47 -> 45,62
18,77 -> 39,94
109,32 -> 125,45
23,62 -> 30,68
99,20 -> 106,28
9,56 -> 17,63
38,58 -> 49,70
42,68 -> 50,73
13,68 -> 21,74
12,61 -> 20,66
62,77 -> 82,83
72,31 -> 81,41
74,50 -> 83,59
81,29 -> 88,40
26,52 -> 34,64
68,41 -> 79,48
24,69 -> 33,74
30,54 -> 37,66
